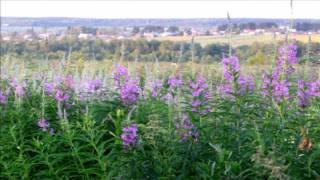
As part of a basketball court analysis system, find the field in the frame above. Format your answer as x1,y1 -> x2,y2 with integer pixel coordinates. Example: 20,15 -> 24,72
0,41 -> 320,179
154,34 -> 320,46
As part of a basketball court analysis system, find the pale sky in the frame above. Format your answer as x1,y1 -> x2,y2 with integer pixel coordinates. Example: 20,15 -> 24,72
1,0 -> 320,19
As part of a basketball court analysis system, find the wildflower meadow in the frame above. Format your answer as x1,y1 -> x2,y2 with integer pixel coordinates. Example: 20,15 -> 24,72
0,42 -> 320,179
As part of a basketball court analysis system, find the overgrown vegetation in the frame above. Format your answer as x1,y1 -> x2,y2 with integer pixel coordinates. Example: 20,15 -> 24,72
1,38 -> 319,63
0,41 -> 319,178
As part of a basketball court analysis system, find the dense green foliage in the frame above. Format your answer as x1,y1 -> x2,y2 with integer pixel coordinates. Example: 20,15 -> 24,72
1,38 -> 320,64
0,60 -> 319,179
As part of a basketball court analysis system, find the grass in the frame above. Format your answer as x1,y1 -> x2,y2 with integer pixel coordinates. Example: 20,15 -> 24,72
153,34 -> 320,46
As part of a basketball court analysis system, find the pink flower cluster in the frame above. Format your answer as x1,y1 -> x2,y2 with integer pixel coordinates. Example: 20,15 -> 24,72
114,65 -> 141,106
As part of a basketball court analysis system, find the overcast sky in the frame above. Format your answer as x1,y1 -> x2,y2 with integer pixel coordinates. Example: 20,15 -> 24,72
1,0 -> 320,19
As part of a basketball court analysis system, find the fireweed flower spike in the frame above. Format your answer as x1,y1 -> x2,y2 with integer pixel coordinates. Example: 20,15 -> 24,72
272,80 -> 290,103
80,78 -> 103,95
278,43 -> 298,75
272,43 -> 298,81
239,75 -> 255,94
261,71 -> 273,97
297,80 -> 311,108
163,75 -> 184,102
87,79 -> 103,92
113,65 -> 141,106
121,123 -> 139,149
222,56 -> 240,82
220,56 -> 255,96
220,55 -> 241,96
308,81 -> 320,97
0,90 -> 8,104
63,74 -> 75,90
261,43 -> 298,103
120,79 -> 140,106
44,82 -> 56,95
176,114 -> 199,142
218,84 -> 233,97
114,64 -> 130,88
55,88 -> 70,102
151,79 -> 163,98
168,75 -> 184,90
189,75 -> 211,115
10,78 -> 26,97
261,71 -> 290,103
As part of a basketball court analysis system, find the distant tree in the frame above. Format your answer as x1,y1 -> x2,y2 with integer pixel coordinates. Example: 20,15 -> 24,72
168,26 -> 179,33
259,22 -> 278,29
204,43 -> 230,59
247,50 -> 267,65
132,27 -> 140,34
217,24 -> 228,31
143,26 -> 164,33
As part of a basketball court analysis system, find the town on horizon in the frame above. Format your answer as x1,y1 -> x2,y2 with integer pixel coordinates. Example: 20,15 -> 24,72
1,17 -> 320,43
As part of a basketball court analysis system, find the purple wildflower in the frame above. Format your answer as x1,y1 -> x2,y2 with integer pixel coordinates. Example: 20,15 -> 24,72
37,119 -> 50,132
64,74 -> 75,90
307,80 -> 320,97
10,78 -> 19,87
218,84 -> 233,96
162,93 -> 174,102
0,90 -> 8,104
168,75 -> 184,90
222,56 -> 240,82
260,44 -> 298,103
120,79 -> 140,106
10,78 -> 25,97
189,75 -> 211,115
87,79 -> 103,92
261,71 -> 291,103
277,43 -> 298,76
176,114 -> 199,142
272,80 -> 290,103
113,65 -> 141,106
44,82 -> 56,95
151,79 -> 163,98
114,64 -> 129,88
164,75 -> 184,102
239,75 -> 255,94
279,43 -> 298,64
261,71 -> 273,97
121,123 -> 139,149
298,80 -> 311,108
15,85 -> 25,97
55,88 -> 70,102
220,56 -> 255,97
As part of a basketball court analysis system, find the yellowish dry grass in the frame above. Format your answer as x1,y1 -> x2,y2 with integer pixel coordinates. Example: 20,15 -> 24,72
153,34 -> 320,46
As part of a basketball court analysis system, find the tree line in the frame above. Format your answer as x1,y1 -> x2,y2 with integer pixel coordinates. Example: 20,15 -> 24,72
1,37 -> 319,64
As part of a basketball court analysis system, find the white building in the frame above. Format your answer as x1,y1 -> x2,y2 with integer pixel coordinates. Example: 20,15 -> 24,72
78,33 -> 93,40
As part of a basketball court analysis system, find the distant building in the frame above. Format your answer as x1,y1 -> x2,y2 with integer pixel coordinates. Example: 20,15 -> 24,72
191,29 -> 208,36
160,32 -> 180,37
117,36 -> 125,40
78,33 -> 93,40
218,31 -> 226,35
289,28 -> 297,33
255,29 -> 265,34
38,33 -> 55,40
1,36 -> 11,41
97,34 -> 113,41
23,34 -> 33,41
